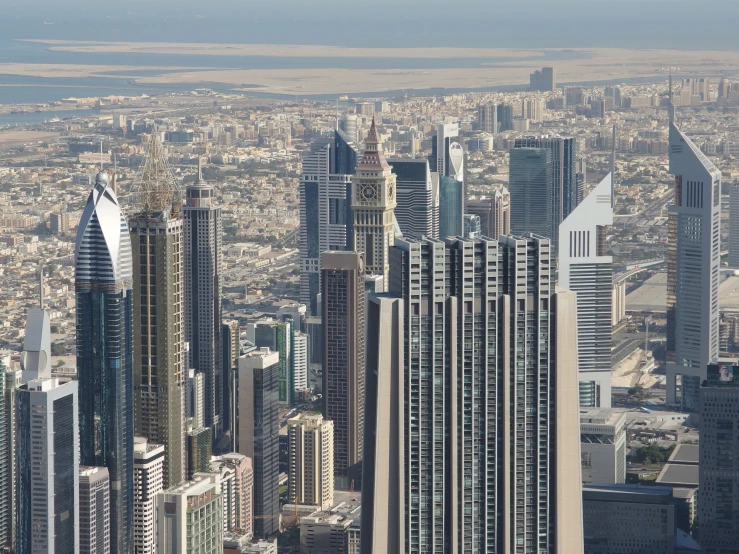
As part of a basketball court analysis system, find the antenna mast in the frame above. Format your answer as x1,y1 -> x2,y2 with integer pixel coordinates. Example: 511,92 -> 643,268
133,126 -> 180,216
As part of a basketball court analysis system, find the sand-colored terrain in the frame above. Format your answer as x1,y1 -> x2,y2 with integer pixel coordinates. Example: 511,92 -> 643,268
7,41 -> 739,96
0,130 -> 60,144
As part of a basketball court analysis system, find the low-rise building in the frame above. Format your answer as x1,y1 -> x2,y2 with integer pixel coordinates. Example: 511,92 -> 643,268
580,408 -> 627,484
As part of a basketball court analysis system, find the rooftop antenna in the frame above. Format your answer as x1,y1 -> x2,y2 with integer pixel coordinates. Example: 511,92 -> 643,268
197,156 -> 203,182
100,140 -> 103,171
610,123 -> 616,207
39,262 -> 44,310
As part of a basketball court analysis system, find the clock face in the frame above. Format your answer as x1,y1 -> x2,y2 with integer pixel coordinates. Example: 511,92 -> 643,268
388,184 -> 394,199
362,185 -> 376,200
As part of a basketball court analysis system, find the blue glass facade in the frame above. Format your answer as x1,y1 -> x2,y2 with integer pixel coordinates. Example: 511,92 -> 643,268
439,176 -> 463,239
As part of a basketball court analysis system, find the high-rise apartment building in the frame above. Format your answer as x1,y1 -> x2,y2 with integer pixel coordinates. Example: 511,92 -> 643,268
133,437 -> 164,554
523,97 -> 545,122
156,474 -> 223,554
511,136 -> 581,247
477,103 -> 498,134
49,211 -> 70,235
352,118 -> 396,289
497,104 -> 515,132
729,181 -> 739,268
299,130 -> 357,314
362,234 -> 584,554
292,331 -> 309,395
75,170 -> 134,554
183,159 -> 223,438
221,319 -> 240,452
559,173 -> 614,407
247,319 -> 293,406
237,348 -> 280,538
16,304 -> 79,554
466,186 -> 510,238
699,362 -> 739,553
79,466 -> 110,554
321,251 -> 365,489
211,453 -> 253,536
129,134 -> 186,487
0,357 -> 18,553
389,157 -> 439,239
288,414 -> 334,510
530,66 -> 556,91
665,122 -> 720,410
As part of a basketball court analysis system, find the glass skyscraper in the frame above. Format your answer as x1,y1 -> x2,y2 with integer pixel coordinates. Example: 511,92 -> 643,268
509,148 -> 553,239
75,171 -> 134,554
438,175 -> 463,239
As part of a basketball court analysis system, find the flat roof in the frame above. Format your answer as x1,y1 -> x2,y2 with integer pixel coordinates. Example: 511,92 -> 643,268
626,272 -> 666,313
583,484 -> 673,504
656,463 -> 699,488
669,443 -> 699,465
579,407 -> 628,426
719,275 -> 739,311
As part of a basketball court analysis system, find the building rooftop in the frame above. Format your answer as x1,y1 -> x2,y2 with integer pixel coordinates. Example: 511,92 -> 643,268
583,484 -> 673,504
626,272 -> 667,313
579,407 -> 628,427
656,463 -> 699,488
668,443 -> 699,465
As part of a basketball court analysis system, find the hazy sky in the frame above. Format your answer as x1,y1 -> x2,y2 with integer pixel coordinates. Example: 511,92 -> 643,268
2,0 -> 738,50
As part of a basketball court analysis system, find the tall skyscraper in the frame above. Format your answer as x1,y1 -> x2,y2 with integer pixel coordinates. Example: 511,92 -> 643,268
16,304 -> 79,554
183,159 -> 223,439
363,234 -> 584,554
497,104 -> 515,132
129,133 -> 186,488
292,331 -> 309,395
511,136 -> 581,247
237,348 -> 280,538
466,186 -> 510,238
247,319 -> 293,406
665,121 -> 720,410
352,118 -> 396,289
700,362 -> 739,553
438,174 -> 464,239
322,251 -> 365,489
133,438 -> 164,554
477,103 -> 498,134
79,466 -> 111,554
559,173 -> 614,407
0,357 -> 18,554
210,453 -> 253,537
430,123 -> 464,181
299,130 -> 357,314
75,170 -> 135,554
287,414 -> 334,510
729,181 -> 739,268
509,147 -> 553,238
530,66 -> 556,91
389,157 -> 439,239
221,319 -> 240,452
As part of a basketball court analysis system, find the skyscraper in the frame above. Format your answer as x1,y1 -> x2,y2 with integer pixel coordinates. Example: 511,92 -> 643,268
133,438 -> 164,554
530,66 -> 556,91
221,319 -> 240,452
430,123 -> 464,181
16,304 -> 79,554
237,348 -> 280,538
466,186 -> 510,238
287,413 -> 334,510
183,159 -> 223,439
497,104 -> 515,132
299,130 -> 357,314
0,357 -> 18,554
559,173 -> 614,407
362,235 -> 584,554
322,251 -> 365,489
729,181 -> 739,268
389,157 -> 439,239
699,362 -> 739,553
477,103 -> 498,134
665,121 -> 720,410
79,466 -> 111,554
247,319 -> 293,406
75,170 -> 134,554
509,147 -> 553,238
511,136 -> 581,247
129,133 -> 186,487
438,174 -> 464,239
352,118 -> 396,289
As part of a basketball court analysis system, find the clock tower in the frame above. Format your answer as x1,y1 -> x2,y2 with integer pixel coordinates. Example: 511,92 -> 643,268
352,117 -> 397,290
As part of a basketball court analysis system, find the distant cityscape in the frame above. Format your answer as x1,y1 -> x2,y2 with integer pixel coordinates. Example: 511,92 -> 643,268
1,60 -> 739,554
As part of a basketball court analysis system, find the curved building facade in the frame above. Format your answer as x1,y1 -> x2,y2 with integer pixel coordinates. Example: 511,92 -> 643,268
75,172 -> 134,554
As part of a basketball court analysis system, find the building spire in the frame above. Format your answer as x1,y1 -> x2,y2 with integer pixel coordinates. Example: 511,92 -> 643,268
358,116 -> 389,169
39,262 -> 44,310
198,157 -> 203,182
610,123 -> 616,207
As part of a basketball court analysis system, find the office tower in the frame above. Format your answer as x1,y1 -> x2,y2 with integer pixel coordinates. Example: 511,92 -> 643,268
466,186 -> 510,238
665,121 -> 720,409
511,136 -> 580,246
352,118 -> 397,289
321,251 -> 365,489
582,485 -> 678,554
530,66 -> 556,91
339,114 -> 358,143
523,97 -> 545,122
580,408 -> 627,485
605,86 -> 622,107
0,358 -> 17,554
559,173 -> 614,407
389,157 -> 439,239
509,147 -> 553,238
299,130 -> 357,314
683,77 -> 710,101
730,181 -> 739,268
288,414 -> 334,510
133,438 -> 164,554
430,123 -> 464,182
221,319 -> 239,452
211,453 -> 253,536
129,133 -> 186,487
355,101 -> 375,116
247,319 -> 293,406
698,363 -> 739,553
438,174 -> 464,239
463,213 -> 480,237
293,331 -> 309,395
187,425 -> 212,479
477,103 -> 498,134
565,87 -> 586,106
363,235 -> 584,554
497,104 -> 514,132
186,369 -> 205,429
16,303 -> 79,554
156,474 -> 223,554
50,211 -> 70,235
183,159 -> 223,438
75,170 -> 134,554
237,348 -> 280,538
79,466 -> 110,554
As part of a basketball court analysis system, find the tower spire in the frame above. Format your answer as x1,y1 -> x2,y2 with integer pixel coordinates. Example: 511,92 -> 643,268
39,262 -> 44,310
198,157 -> 203,182
610,123 -> 616,207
